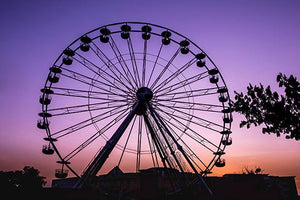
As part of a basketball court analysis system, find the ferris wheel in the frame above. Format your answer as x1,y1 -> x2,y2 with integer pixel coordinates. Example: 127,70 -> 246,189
37,22 -> 233,193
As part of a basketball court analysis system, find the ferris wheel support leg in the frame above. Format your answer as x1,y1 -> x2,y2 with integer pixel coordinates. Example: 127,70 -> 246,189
147,104 -> 186,174
143,114 -> 179,191
143,114 -> 169,168
74,103 -> 139,189
147,103 -> 213,196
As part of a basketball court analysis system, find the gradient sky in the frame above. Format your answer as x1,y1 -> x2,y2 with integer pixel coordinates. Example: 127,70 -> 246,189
0,0 -> 299,193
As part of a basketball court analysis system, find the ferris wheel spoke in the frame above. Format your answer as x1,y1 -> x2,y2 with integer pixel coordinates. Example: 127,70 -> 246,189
152,112 -> 195,172
52,92 -> 130,103
111,35 -> 141,88
156,91 -> 219,101
51,105 -> 129,138
144,122 -> 160,167
156,87 -> 218,100
62,60 -> 133,94
73,53 -> 133,94
146,43 -> 163,88
51,86 -> 130,99
143,113 -> 174,169
118,115 -> 137,167
150,48 -> 180,90
152,58 -> 196,92
154,106 -> 219,151
147,104 -> 186,173
162,117 -> 208,169
90,41 -> 137,90
156,104 -> 224,132
61,65 -> 131,96
149,102 -> 211,194
127,37 -> 141,87
75,103 -> 139,187
109,36 -> 140,88
145,114 -> 169,166
50,87 -> 132,102
136,116 -> 143,172
154,100 -> 227,111
47,102 -> 128,116
155,72 -> 209,95
47,101 -> 127,114
63,108 -> 131,161
156,102 -> 224,129
155,101 -> 224,113
157,110 -> 216,154
142,39 -> 148,86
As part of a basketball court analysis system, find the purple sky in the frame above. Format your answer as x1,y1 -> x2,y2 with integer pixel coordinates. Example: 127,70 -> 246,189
0,0 -> 299,192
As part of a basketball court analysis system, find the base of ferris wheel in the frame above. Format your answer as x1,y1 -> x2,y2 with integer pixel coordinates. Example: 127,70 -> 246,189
53,167 -> 214,200
60,93 -> 213,199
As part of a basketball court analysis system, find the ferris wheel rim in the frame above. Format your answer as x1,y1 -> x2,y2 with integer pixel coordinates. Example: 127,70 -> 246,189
38,22 -> 233,183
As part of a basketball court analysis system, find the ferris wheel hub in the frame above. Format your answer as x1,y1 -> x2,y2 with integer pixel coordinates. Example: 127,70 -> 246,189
136,87 -> 153,102
135,87 -> 153,115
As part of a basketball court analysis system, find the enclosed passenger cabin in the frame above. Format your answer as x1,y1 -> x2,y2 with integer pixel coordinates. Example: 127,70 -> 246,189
161,30 -> 171,45
179,40 -> 189,54
180,47 -> 189,54
62,57 -> 73,65
100,27 -> 111,43
41,88 -> 54,94
37,119 -> 48,129
197,60 -> 206,67
80,43 -> 90,52
196,53 -> 206,67
142,32 -> 151,40
39,95 -> 51,105
215,158 -> 225,167
195,53 -> 206,60
219,93 -> 228,102
223,113 -> 233,123
162,37 -> 170,45
62,48 -> 74,65
80,35 -> 92,52
63,48 -> 75,56
55,160 -> 70,178
100,35 -> 109,43
210,75 -> 219,83
80,35 -> 92,44
48,74 -> 60,83
208,68 -> 219,84
121,32 -> 130,39
222,108 -> 232,114
217,87 -> 227,93
42,145 -> 54,155
49,66 -> 62,73
55,168 -> 68,179
141,25 -> 151,40
222,137 -> 232,146
120,24 -> 131,39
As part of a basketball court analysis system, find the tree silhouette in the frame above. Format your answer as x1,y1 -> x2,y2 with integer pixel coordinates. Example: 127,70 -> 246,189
0,166 -> 46,190
242,166 -> 263,175
232,73 -> 299,141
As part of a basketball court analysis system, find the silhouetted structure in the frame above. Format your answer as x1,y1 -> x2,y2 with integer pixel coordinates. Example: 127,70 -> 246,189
37,22 -> 233,195
51,167 -> 299,200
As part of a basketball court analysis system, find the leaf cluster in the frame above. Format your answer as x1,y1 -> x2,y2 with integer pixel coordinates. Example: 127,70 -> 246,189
232,73 -> 299,140
242,166 -> 263,175
0,166 -> 46,190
